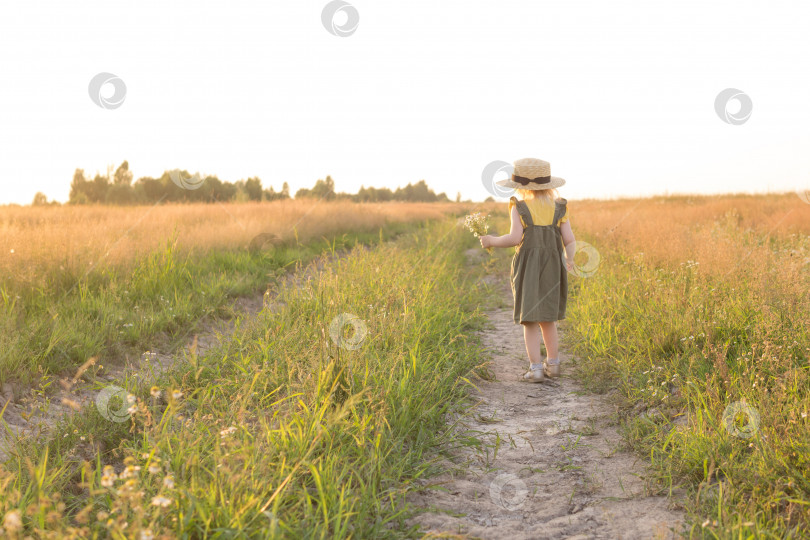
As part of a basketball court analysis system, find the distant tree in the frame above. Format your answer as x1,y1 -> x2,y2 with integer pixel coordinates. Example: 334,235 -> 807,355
133,176 -> 164,203
212,177 -> 236,201
355,185 -> 394,202
394,180 -> 444,202
106,184 -> 136,204
69,168 -> 89,204
89,173 -> 111,203
311,176 -> 336,200
72,191 -> 89,204
198,176 -> 221,202
244,177 -> 263,201
263,182 -> 291,201
484,196 -> 495,202
113,160 -> 133,186
67,164 -> 454,206
32,192 -> 49,206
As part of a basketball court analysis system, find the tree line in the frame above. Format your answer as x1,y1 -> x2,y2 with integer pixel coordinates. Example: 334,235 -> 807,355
31,161 -> 455,205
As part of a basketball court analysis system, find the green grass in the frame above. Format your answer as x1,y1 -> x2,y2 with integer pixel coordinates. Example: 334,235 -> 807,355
564,232 -> 810,538
0,219 -> 489,538
0,222 -> 424,386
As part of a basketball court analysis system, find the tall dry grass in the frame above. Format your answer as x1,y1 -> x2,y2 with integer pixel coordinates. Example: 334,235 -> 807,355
569,193 -> 810,272
555,192 -> 810,536
0,200 -> 460,290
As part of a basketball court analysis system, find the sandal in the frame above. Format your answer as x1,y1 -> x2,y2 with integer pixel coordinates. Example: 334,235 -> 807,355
543,358 -> 561,378
523,364 -> 545,383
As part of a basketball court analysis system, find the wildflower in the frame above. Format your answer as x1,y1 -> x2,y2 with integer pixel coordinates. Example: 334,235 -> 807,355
148,463 -> 162,474
126,394 -> 136,404
101,468 -> 117,487
3,510 -> 23,532
163,475 -> 175,489
220,426 -> 238,438
172,390 -> 183,400
151,496 -> 172,508
464,213 -> 489,237
140,530 -> 154,540
127,405 -> 138,415
150,386 -> 161,398
119,465 -> 141,479
464,213 -> 492,253
117,478 -> 138,495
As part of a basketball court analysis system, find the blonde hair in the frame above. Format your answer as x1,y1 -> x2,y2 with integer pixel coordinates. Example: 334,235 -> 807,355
516,188 -> 559,201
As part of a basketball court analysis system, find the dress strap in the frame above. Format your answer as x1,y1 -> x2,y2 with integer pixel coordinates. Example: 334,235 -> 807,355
553,198 -> 568,228
510,196 -> 534,227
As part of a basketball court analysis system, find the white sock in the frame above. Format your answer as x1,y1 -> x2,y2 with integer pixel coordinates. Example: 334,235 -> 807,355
530,362 -> 543,370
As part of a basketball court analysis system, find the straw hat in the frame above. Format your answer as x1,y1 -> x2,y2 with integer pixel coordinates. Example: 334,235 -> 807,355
495,158 -> 566,190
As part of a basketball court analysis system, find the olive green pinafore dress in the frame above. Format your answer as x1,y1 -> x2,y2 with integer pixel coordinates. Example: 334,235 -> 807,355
510,197 -> 568,324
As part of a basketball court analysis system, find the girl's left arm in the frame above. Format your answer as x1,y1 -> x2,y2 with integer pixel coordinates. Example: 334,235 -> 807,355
480,205 -> 523,249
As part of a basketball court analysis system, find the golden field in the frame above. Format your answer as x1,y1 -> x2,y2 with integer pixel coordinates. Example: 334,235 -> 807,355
568,193 -> 810,271
558,193 -> 810,536
0,200 -> 465,290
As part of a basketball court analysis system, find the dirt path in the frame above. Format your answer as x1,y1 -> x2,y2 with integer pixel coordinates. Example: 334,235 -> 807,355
0,295 -> 264,459
0,250 -> 341,460
408,281 -> 685,539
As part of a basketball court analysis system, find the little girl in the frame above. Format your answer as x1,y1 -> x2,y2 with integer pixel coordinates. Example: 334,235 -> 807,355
480,158 -> 576,383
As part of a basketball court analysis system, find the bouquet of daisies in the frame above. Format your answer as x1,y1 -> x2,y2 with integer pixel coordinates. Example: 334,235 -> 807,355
464,212 -> 492,254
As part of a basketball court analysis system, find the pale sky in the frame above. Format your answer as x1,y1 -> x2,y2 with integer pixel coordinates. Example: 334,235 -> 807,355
1,0 -> 809,205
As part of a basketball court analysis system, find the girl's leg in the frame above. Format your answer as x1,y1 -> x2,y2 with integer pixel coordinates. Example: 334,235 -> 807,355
522,323 -> 543,367
538,321 -> 558,359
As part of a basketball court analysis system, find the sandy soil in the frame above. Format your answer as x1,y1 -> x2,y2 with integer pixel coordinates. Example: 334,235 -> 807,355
407,271 -> 686,538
